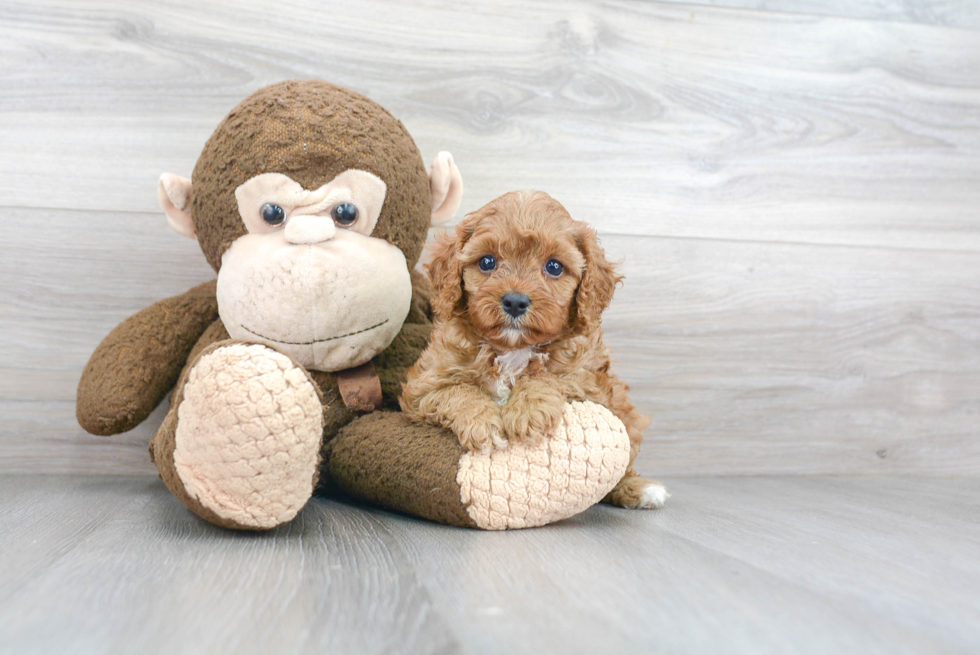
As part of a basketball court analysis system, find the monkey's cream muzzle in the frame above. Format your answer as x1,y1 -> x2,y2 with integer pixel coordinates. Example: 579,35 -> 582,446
215,171 -> 412,372
284,214 -> 338,244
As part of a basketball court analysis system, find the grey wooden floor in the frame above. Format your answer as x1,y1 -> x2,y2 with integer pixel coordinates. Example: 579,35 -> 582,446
1,474 -> 978,655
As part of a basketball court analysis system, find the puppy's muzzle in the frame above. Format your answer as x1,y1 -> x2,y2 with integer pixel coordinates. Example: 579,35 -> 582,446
502,292 -> 530,318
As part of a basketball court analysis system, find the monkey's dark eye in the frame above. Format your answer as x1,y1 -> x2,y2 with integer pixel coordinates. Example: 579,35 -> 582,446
545,259 -> 564,277
261,203 -> 285,226
331,202 -> 359,227
478,255 -> 497,273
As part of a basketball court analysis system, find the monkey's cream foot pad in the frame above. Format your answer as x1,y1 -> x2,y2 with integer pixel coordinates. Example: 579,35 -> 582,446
173,343 -> 323,529
457,401 -> 631,530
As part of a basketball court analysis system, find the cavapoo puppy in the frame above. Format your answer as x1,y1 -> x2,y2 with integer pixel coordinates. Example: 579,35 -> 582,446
399,190 -> 667,509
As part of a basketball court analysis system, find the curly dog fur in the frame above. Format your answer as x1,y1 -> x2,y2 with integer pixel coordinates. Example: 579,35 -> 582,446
399,190 -> 666,509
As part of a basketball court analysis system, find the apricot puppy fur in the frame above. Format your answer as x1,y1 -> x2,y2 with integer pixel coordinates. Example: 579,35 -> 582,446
399,190 -> 666,509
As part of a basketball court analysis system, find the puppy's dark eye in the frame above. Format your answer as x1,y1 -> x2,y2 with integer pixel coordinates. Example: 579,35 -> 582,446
478,255 -> 497,273
545,259 -> 564,277
331,202 -> 359,226
261,203 -> 285,226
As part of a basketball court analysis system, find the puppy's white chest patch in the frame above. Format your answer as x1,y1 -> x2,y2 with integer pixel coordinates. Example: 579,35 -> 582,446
493,347 -> 548,404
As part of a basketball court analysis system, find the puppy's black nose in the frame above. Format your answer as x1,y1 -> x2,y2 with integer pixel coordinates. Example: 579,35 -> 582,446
502,292 -> 530,318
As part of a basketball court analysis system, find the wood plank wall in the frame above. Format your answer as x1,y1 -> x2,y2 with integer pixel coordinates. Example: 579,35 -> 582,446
1,0 -> 978,476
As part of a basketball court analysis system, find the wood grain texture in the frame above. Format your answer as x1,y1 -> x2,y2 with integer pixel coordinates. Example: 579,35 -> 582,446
0,476 -> 463,655
4,212 -> 979,476
2,474 -> 978,654
1,0 -> 978,250
0,0 -> 978,476
610,235 -> 980,476
651,0 -> 980,30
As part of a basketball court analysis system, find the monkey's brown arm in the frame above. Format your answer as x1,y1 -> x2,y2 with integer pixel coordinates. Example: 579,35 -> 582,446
404,269 -> 434,324
373,272 -> 434,408
375,322 -> 433,409
76,280 -> 219,436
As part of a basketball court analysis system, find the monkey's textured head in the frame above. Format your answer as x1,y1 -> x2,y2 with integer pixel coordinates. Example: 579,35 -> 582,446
194,79 -> 432,271
157,80 -> 464,372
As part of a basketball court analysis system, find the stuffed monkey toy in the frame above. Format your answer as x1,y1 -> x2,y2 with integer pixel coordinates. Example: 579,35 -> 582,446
77,80 -> 631,530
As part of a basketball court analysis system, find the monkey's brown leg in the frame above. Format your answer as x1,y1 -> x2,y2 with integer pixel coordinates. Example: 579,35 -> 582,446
150,340 -> 324,530
325,401 -> 632,529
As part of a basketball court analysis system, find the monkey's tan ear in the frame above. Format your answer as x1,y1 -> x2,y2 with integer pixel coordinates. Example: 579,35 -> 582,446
429,152 -> 463,226
157,173 -> 197,239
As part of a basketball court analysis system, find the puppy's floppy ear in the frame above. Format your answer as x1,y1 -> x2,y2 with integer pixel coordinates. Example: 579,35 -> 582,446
573,224 -> 622,334
425,215 -> 478,319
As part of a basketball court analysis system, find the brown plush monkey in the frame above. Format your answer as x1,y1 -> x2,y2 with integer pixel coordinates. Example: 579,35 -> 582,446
77,80 -> 631,530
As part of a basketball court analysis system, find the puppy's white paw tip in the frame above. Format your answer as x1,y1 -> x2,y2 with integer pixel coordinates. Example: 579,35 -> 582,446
639,483 -> 670,509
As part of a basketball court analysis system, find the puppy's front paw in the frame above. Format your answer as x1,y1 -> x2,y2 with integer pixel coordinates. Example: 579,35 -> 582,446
453,405 -> 507,454
501,386 -> 565,444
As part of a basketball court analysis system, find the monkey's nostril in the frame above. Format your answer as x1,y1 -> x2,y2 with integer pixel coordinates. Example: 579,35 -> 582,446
501,292 -> 530,318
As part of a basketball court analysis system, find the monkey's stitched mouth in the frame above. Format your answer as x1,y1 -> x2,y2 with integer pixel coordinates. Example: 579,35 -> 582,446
239,319 -> 389,346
